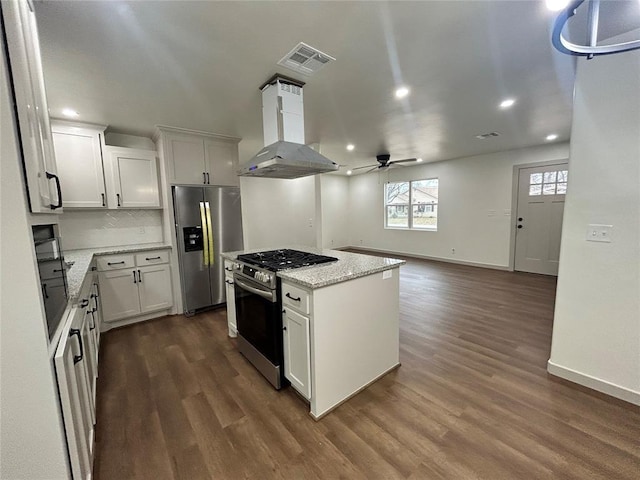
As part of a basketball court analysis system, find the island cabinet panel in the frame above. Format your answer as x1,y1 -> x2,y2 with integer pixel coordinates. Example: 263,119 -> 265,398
309,268 -> 401,419
283,307 -> 312,400
224,260 -> 237,337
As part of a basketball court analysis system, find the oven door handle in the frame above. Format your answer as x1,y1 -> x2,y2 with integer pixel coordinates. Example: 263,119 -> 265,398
234,278 -> 275,302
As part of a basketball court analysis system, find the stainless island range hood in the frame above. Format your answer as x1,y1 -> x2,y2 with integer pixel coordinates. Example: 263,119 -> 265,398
239,75 -> 338,179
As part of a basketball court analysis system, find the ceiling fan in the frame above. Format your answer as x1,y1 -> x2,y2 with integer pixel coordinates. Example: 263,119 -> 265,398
351,154 -> 420,174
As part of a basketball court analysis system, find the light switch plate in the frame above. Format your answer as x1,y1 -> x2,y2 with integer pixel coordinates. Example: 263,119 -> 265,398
586,224 -> 613,243
382,270 -> 392,280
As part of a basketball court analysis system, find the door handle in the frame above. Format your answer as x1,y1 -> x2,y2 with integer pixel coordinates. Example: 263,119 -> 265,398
42,283 -> 49,299
133,270 -> 137,284
46,172 -> 63,209
137,269 -> 142,283
285,292 -> 301,302
70,328 -> 84,364
116,193 -> 121,207
203,172 -> 207,184
107,261 -> 125,266
200,202 -> 209,265
101,193 -> 106,207
206,172 -> 210,184
234,278 -> 275,302
145,256 -> 161,261
205,202 -> 214,265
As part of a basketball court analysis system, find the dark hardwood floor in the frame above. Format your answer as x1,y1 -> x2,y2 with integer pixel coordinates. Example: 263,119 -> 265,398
93,257 -> 640,479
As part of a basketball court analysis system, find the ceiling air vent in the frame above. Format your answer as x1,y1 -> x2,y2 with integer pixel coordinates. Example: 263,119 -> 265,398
475,132 -> 500,140
277,42 -> 336,76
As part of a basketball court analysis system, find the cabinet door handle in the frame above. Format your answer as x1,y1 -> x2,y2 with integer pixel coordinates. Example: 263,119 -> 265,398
203,172 -> 206,184
133,270 -> 137,284
283,326 -> 287,331
42,283 -> 49,299
80,299 -> 89,308
46,172 -> 63,209
101,193 -> 105,207
137,270 -> 142,283
206,172 -> 210,184
89,311 -> 96,331
107,261 -> 125,266
116,193 -> 121,207
285,292 -> 301,302
70,328 -> 83,364
145,256 -> 161,261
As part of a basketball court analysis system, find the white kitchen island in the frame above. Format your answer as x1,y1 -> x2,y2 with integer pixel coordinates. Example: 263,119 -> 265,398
223,248 -> 405,419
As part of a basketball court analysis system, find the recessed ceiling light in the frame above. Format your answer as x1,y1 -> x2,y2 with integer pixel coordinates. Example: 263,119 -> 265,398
62,108 -> 79,117
416,158 -> 423,162
546,134 -> 559,141
346,170 -> 352,175
545,0 -> 570,12
395,87 -> 410,99
499,98 -> 515,109
346,144 -> 355,151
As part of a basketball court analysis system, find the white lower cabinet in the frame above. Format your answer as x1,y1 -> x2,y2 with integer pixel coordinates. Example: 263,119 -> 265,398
99,268 -> 141,322
98,250 -> 173,323
54,305 -> 95,480
282,283 -> 312,400
138,264 -> 173,313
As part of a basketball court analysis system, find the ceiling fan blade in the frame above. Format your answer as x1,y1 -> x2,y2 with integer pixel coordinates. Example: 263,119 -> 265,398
351,164 -> 378,171
389,158 -> 418,165
365,166 -> 378,174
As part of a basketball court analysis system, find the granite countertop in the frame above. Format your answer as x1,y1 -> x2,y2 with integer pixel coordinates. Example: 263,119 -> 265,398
221,246 -> 405,289
64,243 -> 171,302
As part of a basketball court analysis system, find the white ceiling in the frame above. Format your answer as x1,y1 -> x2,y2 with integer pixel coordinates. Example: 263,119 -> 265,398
35,0 -> 579,172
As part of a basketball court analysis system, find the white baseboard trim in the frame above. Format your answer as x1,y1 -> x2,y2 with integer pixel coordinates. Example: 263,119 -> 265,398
547,360 -> 640,406
100,308 -> 173,332
345,246 -> 510,271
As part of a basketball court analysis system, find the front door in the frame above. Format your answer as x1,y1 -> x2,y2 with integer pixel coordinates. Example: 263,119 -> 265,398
514,163 -> 568,275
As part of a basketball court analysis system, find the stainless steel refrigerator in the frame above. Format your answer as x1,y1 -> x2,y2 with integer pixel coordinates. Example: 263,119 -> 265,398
173,186 -> 243,314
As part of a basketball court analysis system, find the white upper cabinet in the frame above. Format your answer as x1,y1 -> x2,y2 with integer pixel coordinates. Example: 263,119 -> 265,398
156,126 -> 240,186
2,0 -> 62,213
52,122 -> 107,208
205,137 -> 240,186
106,147 -> 160,208
49,121 -> 161,209
167,132 -> 207,185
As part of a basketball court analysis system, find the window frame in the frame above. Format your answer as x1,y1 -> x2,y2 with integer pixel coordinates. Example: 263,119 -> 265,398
384,178 -> 439,231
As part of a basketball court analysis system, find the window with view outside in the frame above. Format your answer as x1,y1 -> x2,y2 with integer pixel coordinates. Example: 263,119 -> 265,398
385,179 -> 438,230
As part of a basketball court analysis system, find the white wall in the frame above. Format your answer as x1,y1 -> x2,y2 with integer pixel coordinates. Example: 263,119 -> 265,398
548,46 -> 640,405
58,209 -> 163,250
320,175 -> 350,249
347,143 -> 569,267
0,40 -> 70,479
104,131 -> 155,150
239,176 -> 317,250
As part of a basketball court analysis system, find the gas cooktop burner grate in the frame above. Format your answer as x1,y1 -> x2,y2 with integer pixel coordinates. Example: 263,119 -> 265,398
237,249 -> 337,271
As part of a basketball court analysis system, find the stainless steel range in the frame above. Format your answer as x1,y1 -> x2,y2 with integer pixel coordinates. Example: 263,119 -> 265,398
232,249 -> 337,389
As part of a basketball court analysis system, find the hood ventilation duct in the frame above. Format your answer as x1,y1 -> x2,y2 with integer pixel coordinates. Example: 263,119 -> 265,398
239,75 -> 338,179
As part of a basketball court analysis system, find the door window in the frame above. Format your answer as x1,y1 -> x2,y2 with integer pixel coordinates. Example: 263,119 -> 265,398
529,169 -> 568,196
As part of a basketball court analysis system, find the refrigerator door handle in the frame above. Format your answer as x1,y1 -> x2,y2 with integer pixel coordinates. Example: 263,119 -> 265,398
205,201 -> 215,265
199,201 -> 209,266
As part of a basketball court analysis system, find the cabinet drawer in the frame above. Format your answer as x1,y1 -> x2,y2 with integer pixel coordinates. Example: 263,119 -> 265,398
135,251 -> 169,266
96,254 -> 135,271
282,282 -> 310,315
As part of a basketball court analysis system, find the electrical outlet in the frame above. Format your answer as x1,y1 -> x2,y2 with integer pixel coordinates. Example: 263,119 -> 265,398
586,224 -> 613,243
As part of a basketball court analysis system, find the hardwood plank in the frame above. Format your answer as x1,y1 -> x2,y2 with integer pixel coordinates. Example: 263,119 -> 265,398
93,255 -> 640,479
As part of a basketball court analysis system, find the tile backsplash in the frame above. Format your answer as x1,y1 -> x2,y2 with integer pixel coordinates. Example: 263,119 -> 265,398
58,210 -> 164,250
